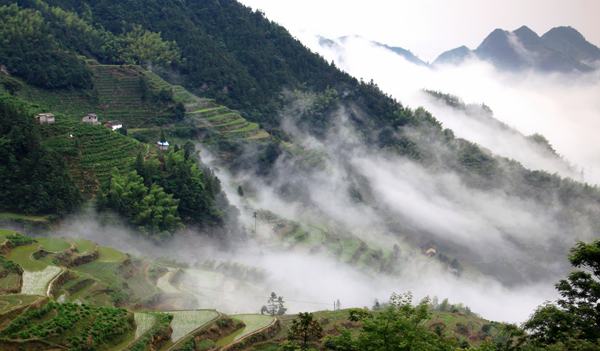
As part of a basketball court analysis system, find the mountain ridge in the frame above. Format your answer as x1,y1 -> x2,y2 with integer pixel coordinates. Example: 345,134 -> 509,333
434,25 -> 600,72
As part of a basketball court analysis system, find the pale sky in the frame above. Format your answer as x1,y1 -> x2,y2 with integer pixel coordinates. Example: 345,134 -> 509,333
239,0 -> 600,62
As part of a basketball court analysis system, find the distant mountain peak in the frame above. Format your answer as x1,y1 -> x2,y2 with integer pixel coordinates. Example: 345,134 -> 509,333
433,46 -> 472,66
432,25 -> 600,72
541,26 -> 600,63
513,25 -> 540,46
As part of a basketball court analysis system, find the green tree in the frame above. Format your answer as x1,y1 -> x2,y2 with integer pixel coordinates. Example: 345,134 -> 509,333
288,312 -> 323,351
98,170 -> 181,238
326,293 -> 453,351
133,184 -> 181,238
524,240 -> 600,348
121,25 -> 180,66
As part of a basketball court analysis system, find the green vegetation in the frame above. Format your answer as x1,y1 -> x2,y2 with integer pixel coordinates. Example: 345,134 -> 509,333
98,170 -> 182,238
0,301 -> 135,350
134,146 -> 225,227
37,237 -> 71,252
0,95 -> 81,215
0,2 -> 178,90
0,4 -> 91,89
6,244 -> 48,271
523,240 -> 600,350
288,312 -> 323,351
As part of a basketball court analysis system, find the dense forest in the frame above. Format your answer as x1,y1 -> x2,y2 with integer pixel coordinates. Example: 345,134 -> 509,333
0,96 -> 81,215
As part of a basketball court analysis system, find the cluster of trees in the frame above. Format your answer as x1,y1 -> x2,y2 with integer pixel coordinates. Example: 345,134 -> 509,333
0,95 -> 81,215
97,170 -> 182,239
523,240 -> 600,350
98,142 -> 226,238
0,2 -> 179,89
0,4 -> 91,89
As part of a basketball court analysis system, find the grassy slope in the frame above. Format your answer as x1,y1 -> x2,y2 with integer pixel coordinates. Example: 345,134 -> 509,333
252,309 -> 496,350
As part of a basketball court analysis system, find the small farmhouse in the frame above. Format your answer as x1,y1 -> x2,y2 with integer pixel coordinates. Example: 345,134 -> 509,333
104,120 -> 123,131
35,113 -> 55,125
424,247 -> 437,257
157,140 -> 169,151
82,113 -> 100,125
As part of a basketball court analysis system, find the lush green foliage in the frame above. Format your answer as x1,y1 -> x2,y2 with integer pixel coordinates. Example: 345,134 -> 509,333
524,240 -> 600,349
0,301 -> 134,350
0,95 -> 81,214
0,255 -> 21,273
0,4 -> 91,89
121,24 -> 180,66
136,145 -> 224,227
5,232 -> 36,247
98,169 -> 182,238
288,312 -> 323,351
324,293 -> 455,351
0,2 -> 180,90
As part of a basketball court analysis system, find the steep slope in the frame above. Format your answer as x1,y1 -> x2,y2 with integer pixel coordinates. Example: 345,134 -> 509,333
433,45 -> 472,66
541,26 -> 600,64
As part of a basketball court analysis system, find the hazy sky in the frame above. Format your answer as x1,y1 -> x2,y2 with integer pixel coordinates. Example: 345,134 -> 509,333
239,0 -> 600,62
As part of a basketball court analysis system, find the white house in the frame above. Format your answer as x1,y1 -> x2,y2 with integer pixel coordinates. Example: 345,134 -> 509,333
157,140 -> 169,151
35,113 -> 55,125
82,113 -> 100,125
104,120 -> 123,131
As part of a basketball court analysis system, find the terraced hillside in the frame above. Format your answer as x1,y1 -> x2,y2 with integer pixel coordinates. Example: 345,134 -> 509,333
0,231 -> 174,309
91,64 -> 177,127
42,118 -> 144,192
1,64 -> 178,128
131,71 -> 272,144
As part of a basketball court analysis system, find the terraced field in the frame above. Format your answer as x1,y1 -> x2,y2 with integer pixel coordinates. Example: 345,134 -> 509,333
0,294 -> 40,314
168,310 -> 220,342
37,237 -> 71,252
71,123 -> 142,185
20,266 -> 62,296
134,312 -> 158,339
185,102 -> 270,142
6,244 -> 48,271
92,65 -> 176,127
44,119 -> 143,189
216,314 -> 275,347
156,268 -> 180,294
13,64 -> 177,128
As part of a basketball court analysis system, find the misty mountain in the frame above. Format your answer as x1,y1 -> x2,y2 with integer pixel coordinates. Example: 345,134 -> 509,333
422,90 -> 582,180
434,25 -> 600,72
369,41 -> 429,66
432,45 -> 472,66
542,26 -> 600,64
319,35 -> 428,66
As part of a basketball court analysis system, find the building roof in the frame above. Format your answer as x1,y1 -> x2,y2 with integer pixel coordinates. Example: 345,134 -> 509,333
157,141 -> 170,146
